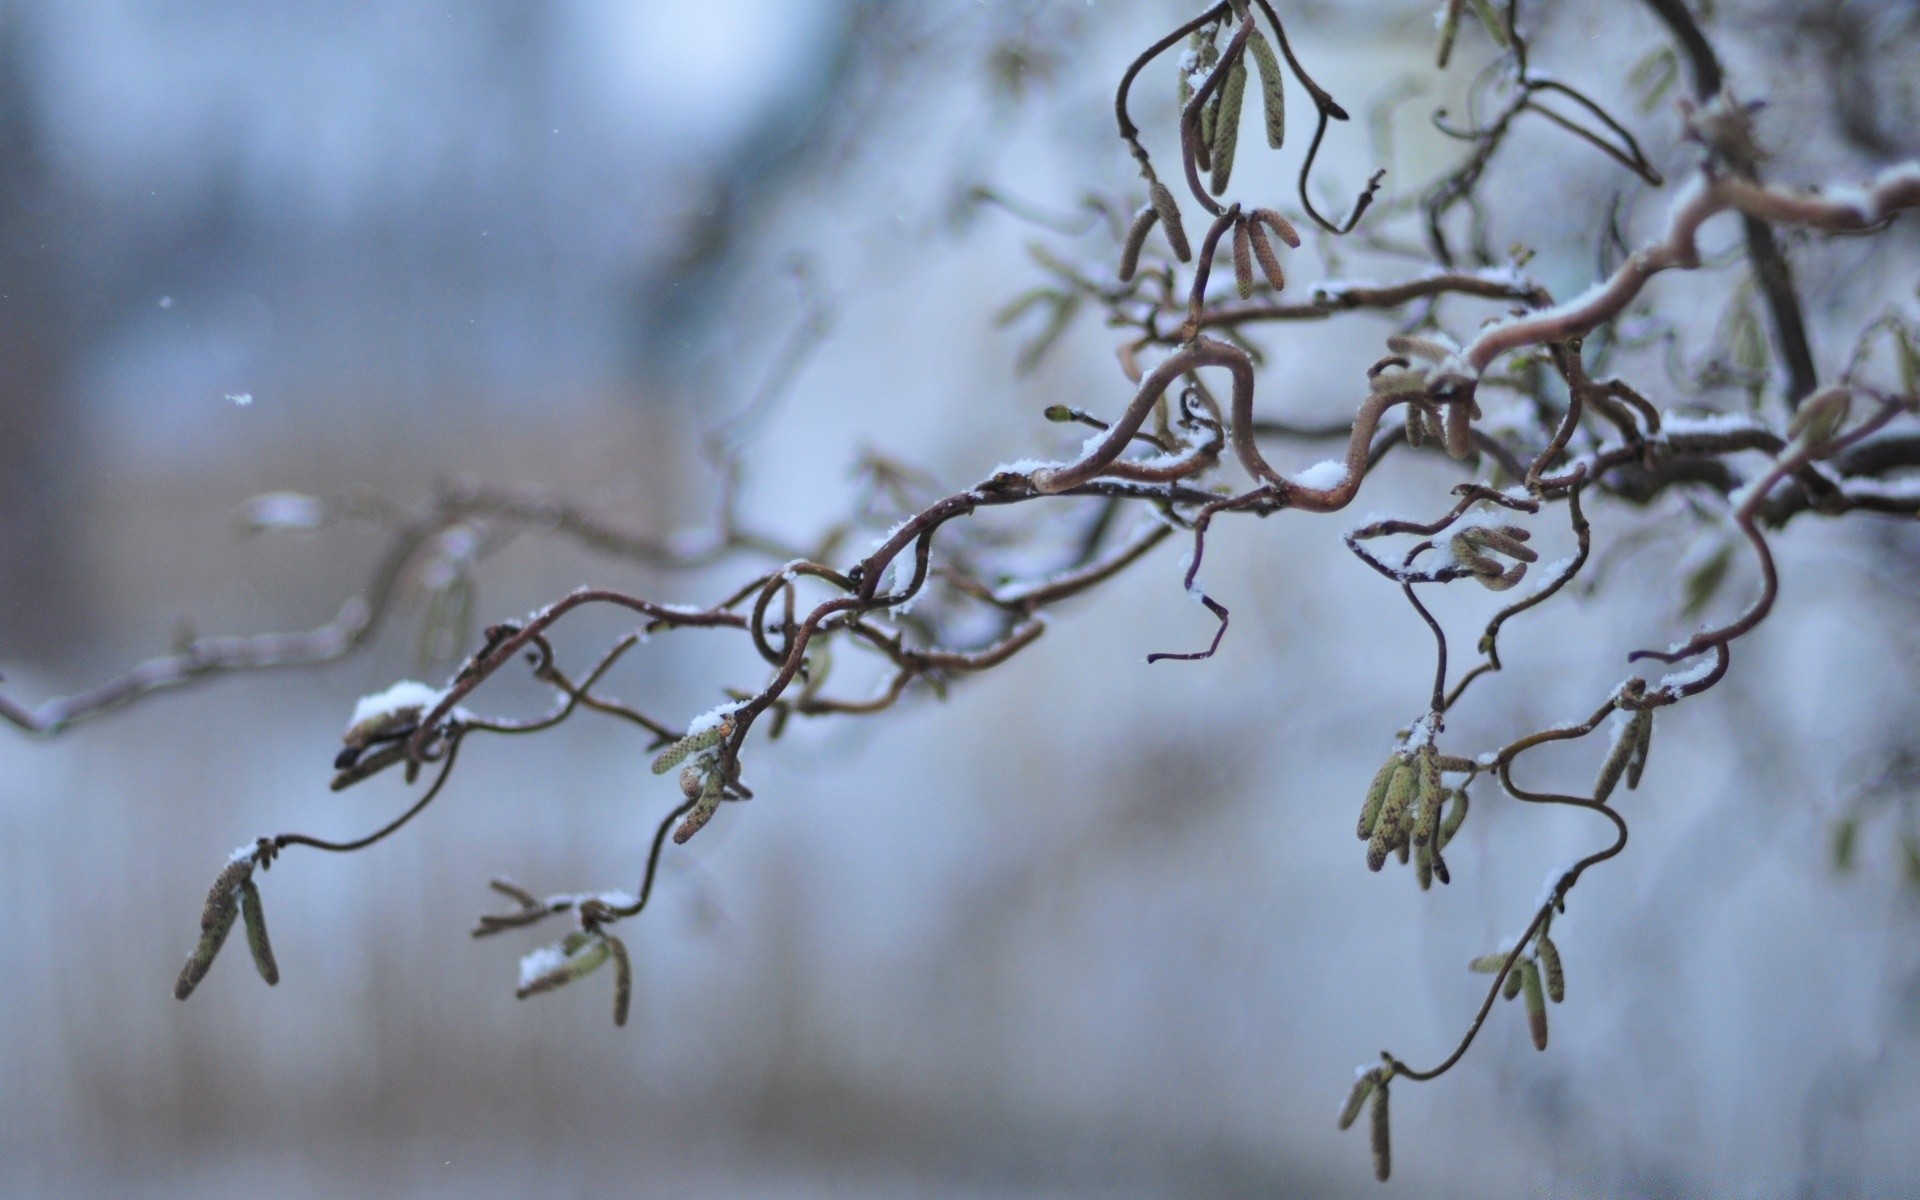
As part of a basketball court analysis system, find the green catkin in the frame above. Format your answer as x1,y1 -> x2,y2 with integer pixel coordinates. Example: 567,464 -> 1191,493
1413,746 -> 1442,847
651,719 -> 732,775
516,936 -> 611,1000
1538,934 -> 1565,1003
1148,181 -> 1192,262
1209,54 -> 1247,194
1338,1070 -> 1376,1130
1625,710 -> 1654,789
1358,755 -> 1397,840
1246,30 -> 1285,148
606,935 -> 633,1027
1367,759 -> 1414,870
1232,218 -> 1255,298
239,878 -> 279,986
1437,788 -> 1469,851
1521,958 -> 1549,1049
1594,713 -> 1639,803
1118,205 -> 1157,282
1370,1080 -> 1392,1181
1246,219 -> 1285,291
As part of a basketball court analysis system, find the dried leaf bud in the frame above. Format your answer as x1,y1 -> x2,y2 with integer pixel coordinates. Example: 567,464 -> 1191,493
1521,958 -> 1549,1049
1358,756 -> 1398,840
1118,204 -> 1158,283
1246,220 -> 1286,291
1367,758 -> 1414,870
1370,1079 -> 1392,1181
651,718 -> 733,775
680,765 -> 704,801
1232,217 -> 1255,299
1209,55 -> 1247,195
1624,710 -> 1654,790
1148,180 -> 1192,262
1246,30 -> 1285,148
1537,934 -> 1565,1003
606,935 -> 633,1028
1787,385 -> 1852,449
239,878 -> 279,987
1338,1068 -> 1377,1130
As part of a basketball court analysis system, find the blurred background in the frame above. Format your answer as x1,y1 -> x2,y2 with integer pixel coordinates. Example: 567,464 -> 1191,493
3,0 -> 1920,1195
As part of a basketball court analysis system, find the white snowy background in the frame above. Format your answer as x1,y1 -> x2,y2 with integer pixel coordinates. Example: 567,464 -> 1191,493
2,1 -> 1919,1196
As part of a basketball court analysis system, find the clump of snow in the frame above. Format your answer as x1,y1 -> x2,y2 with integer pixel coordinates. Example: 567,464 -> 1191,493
685,700 -> 743,738
240,492 -> 325,532
348,681 -> 444,732
517,944 -> 570,989
1288,459 -> 1348,491
1658,656 -> 1719,692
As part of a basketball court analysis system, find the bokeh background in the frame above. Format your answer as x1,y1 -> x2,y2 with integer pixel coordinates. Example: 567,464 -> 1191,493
3,1 -> 1920,1195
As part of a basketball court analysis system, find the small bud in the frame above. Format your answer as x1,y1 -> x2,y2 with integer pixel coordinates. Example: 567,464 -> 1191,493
1787,385 -> 1852,449
680,764 -> 704,801
1043,404 -> 1078,423
1538,934 -> 1565,1003
1521,958 -> 1549,1049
